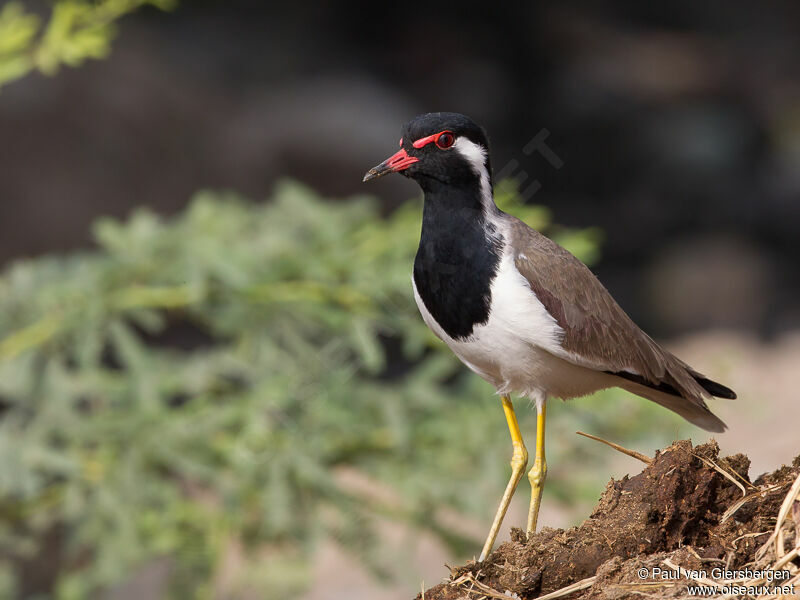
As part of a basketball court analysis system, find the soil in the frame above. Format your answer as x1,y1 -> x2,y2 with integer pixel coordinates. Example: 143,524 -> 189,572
415,440 -> 800,600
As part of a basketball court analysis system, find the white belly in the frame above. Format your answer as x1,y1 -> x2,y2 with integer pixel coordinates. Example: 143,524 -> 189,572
412,252 -> 614,400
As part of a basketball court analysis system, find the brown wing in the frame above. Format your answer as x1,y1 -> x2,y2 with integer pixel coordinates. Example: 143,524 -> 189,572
507,216 -> 730,413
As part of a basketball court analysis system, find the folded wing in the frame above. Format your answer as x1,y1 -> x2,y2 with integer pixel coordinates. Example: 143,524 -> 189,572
507,216 -> 734,432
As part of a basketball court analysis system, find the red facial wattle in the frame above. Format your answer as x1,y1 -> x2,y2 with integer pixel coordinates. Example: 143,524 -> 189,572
412,130 -> 455,149
384,148 -> 419,171
362,148 -> 420,181
363,130 -> 455,182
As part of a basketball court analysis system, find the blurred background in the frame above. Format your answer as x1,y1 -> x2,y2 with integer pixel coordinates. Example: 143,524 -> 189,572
0,1 -> 798,598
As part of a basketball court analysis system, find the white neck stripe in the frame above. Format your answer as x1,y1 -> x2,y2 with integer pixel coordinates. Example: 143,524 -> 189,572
453,137 -> 495,217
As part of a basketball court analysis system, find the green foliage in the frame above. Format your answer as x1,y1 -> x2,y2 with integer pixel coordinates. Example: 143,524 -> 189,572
0,181 -> 683,598
0,0 -> 175,90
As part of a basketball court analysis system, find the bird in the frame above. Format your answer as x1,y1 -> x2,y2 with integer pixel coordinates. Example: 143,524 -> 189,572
362,112 -> 735,562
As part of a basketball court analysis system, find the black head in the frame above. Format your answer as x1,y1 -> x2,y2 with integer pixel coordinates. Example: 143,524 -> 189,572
363,112 -> 492,191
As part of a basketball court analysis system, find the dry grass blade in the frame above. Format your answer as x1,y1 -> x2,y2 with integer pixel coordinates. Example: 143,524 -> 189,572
450,572 -> 517,599
731,531 -> 769,549
755,471 -> 800,561
535,576 -> 597,600
721,484 -> 782,524
626,591 -> 675,599
692,453 -> 747,497
614,581 -> 679,589
792,499 -> 800,546
575,431 -> 653,464
774,472 -> 800,559
772,545 -> 799,570
662,558 -> 722,588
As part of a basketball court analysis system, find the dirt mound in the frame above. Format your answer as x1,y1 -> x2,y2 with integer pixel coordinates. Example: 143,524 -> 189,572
417,440 -> 800,599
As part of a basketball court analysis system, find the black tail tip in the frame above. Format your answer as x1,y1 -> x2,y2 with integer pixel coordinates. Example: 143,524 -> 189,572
696,376 -> 736,400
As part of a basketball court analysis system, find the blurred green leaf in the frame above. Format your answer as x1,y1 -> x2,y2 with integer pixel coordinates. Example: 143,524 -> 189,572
0,0 -> 176,90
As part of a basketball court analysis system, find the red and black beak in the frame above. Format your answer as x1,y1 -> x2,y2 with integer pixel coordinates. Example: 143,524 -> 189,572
362,148 -> 419,182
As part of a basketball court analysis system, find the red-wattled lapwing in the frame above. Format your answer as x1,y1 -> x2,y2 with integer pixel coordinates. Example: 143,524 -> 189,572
363,112 -> 735,562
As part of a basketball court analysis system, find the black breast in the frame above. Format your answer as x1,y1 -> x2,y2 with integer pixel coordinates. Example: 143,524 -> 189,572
413,187 -> 502,340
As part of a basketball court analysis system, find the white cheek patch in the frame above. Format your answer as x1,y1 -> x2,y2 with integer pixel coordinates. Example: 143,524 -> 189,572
453,137 -> 493,213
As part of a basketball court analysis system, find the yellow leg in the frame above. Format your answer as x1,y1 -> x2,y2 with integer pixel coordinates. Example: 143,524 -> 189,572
479,396 -> 528,562
526,401 -> 547,535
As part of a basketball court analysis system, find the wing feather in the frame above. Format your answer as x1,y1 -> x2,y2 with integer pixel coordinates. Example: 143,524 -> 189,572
507,216 -> 713,406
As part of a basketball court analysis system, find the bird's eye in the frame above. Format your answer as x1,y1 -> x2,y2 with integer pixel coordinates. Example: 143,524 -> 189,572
435,131 -> 455,149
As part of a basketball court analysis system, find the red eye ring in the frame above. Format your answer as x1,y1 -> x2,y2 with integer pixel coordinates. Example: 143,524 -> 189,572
412,130 -> 458,150
435,131 -> 455,149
